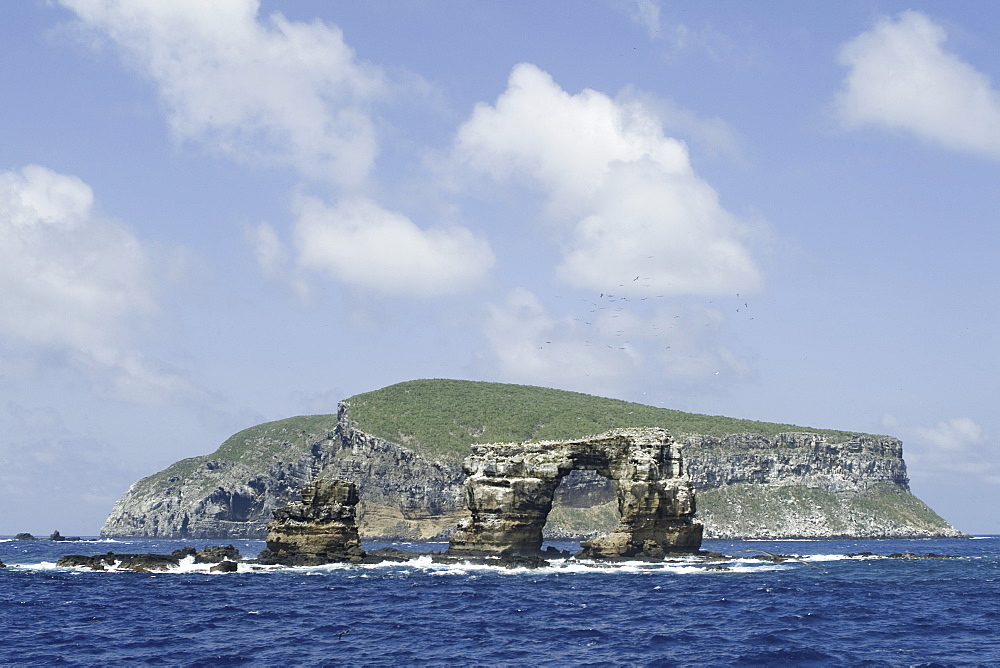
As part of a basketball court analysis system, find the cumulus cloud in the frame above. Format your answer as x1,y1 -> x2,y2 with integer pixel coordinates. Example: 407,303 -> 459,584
0,165 -> 152,349
0,165 -> 188,403
64,0 -> 497,299
455,63 -> 762,296
836,10 -> 1000,160
293,196 -> 494,297
61,0 -> 385,187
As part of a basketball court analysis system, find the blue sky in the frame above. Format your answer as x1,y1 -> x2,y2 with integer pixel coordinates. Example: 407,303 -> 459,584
2,1 -> 998,535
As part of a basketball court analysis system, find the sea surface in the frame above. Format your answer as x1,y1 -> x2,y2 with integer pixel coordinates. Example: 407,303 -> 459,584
1,536 -> 998,666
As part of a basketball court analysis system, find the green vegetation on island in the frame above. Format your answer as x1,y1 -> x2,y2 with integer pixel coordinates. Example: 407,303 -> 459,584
344,378 -> 869,462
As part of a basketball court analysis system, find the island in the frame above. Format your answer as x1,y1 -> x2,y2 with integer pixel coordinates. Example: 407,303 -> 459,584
99,379 -> 962,541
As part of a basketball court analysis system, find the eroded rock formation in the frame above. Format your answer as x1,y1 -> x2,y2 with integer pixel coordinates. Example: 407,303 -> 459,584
257,479 -> 365,565
100,405 -> 466,540
100,394 -> 961,541
448,428 -> 703,558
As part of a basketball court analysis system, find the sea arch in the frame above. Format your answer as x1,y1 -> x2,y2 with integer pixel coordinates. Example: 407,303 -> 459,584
447,428 -> 703,558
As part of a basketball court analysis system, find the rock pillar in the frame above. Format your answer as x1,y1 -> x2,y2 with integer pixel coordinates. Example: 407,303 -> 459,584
257,479 -> 365,565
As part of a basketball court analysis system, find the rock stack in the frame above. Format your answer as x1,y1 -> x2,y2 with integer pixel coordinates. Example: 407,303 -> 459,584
257,479 -> 365,565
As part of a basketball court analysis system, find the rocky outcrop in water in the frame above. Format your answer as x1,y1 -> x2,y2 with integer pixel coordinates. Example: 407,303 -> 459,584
49,530 -> 83,542
101,403 -> 961,541
448,429 -> 702,558
257,479 -> 365,566
56,545 -> 241,572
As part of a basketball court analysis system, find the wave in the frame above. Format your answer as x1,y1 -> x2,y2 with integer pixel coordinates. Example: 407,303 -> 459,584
18,553 -> 794,576
10,548 -> 968,576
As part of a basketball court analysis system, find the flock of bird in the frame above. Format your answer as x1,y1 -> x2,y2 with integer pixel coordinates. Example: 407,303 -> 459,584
535,276 -> 754,367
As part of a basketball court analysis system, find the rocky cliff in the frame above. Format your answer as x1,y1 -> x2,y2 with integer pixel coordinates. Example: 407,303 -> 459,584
101,404 -> 467,540
101,388 -> 961,540
681,433 -> 956,538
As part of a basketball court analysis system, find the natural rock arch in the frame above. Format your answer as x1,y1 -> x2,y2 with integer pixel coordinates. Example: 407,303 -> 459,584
447,428 -> 703,558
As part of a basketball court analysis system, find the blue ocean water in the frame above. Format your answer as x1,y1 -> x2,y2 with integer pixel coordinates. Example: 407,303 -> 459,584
1,536 -> 998,666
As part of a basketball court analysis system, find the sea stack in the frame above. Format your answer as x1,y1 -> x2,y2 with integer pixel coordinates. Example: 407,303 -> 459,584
257,479 -> 365,565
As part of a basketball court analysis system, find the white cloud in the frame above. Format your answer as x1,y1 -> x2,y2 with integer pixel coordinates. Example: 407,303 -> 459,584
915,417 -> 983,452
0,165 -> 152,349
293,196 -> 494,297
455,63 -> 762,296
625,0 -> 662,40
0,165 -> 188,403
62,0 -> 385,187
621,2 -> 740,63
66,0 -> 496,299
248,221 -> 288,280
836,10 -> 1000,160
480,288 -> 752,395
902,417 -> 997,487
482,288 -> 640,393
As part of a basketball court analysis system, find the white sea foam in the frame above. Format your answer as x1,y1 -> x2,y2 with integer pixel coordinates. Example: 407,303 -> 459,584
11,548 -> 835,576
21,561 -> 61,570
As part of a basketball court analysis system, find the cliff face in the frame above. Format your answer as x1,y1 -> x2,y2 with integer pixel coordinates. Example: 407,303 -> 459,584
682,434 -> 960,538
101,403 -> 961,540
101,404 -> 466,540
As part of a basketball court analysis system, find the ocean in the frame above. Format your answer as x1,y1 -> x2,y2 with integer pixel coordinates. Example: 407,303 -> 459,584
2,536 -> 998,666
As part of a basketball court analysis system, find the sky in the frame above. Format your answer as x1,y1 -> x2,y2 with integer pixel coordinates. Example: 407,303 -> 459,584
1,0 -> 998,536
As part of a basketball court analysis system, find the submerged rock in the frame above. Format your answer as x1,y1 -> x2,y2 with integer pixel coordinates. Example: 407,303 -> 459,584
887,552 -> 959,559
257,479 -> 366,566
210,560 -> 239,572
50,530 -> 83,542
57,552 -> 181,572
57,545 -> 245,572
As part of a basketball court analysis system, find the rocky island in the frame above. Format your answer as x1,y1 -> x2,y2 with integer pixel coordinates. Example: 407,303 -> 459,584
100,379 -> 962,541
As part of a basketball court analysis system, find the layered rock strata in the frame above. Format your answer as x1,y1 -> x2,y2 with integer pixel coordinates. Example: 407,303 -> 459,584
448,429 -> 702,558
101,404 -> 465,540
257,479 -> 365,566
101,404 -> 961,540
